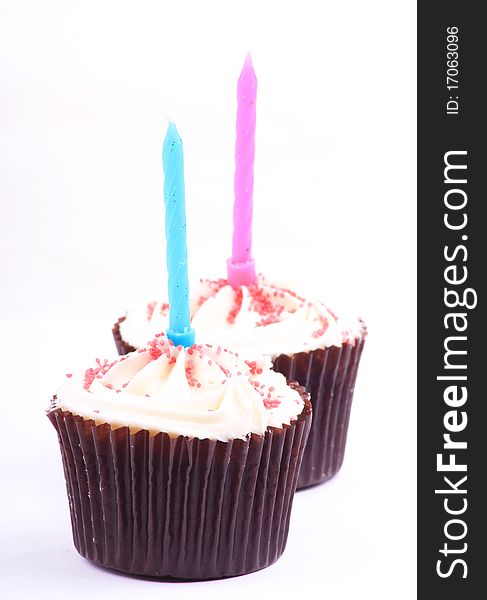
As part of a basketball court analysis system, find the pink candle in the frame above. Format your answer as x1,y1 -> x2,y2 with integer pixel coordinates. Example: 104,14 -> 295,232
227,53 -> 257,287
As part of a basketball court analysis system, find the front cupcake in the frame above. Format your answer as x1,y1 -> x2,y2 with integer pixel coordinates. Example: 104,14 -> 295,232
114,274 -> 366,488
48,334 -> 311,579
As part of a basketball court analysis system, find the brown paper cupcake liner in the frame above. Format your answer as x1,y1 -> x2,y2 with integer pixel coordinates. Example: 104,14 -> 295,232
273,324 -> 366,489
113,317 -> 136,355
48,386 -> 311,579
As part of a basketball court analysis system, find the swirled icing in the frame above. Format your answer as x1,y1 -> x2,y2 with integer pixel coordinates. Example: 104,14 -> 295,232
119,274 -> 363,358
53,334 -> 304,441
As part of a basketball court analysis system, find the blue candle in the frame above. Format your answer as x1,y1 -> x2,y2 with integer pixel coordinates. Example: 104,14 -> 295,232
163,122 -> 195,347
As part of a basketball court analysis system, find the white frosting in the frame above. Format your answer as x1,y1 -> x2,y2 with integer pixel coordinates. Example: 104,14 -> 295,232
54,335 -> 304,441
119,275 -> 364,358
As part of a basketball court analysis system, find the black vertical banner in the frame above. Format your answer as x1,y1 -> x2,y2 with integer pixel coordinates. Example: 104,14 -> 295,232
418,2 -> 485,598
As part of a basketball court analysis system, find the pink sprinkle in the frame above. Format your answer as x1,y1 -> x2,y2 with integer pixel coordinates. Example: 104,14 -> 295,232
227,287 -> 243,324
66,373 -> 72,378
83,358 -> 112,390
147,301 -> 157,320
264,398 -> 281,409
256,314 -> 280,327
312,327 -> 327,339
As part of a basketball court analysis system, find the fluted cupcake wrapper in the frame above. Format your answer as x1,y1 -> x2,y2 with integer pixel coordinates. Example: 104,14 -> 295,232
48,388 -> 311,579
113,317 -> 136,356
273,328 -> 366,489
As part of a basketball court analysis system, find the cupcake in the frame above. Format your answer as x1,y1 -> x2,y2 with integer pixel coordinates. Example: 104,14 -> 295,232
48,334 -> 311,579
113,274 -> 366,488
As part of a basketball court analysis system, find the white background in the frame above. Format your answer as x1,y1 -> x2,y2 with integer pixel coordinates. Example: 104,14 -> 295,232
0,1 -> 416,598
